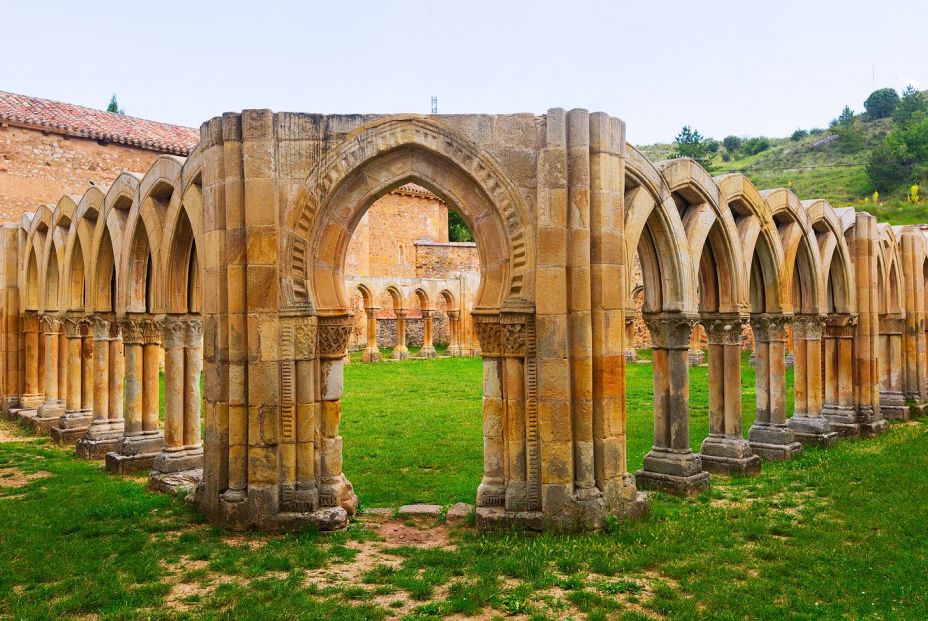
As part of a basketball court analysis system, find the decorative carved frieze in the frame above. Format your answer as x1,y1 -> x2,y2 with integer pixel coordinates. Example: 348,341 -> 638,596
791,314 -> 825,341
703,315 -> 745,346
140,317 -> 164,346
62,316 -> 83,338
121,317 -> 143,345
879,315 -> 905,335
293,317 -> 317,360
750,314 -> 791,342
643,313 -> 698,349
90,316 -> 112,341
41,314 -> 63,334
473,315 -> 502,356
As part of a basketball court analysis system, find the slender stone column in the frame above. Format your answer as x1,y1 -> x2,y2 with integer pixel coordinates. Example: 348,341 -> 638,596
419,310 -> 437,358
51,316 -> 94,442
361,307 -> 381,362
77,317 -> 124,457
183,317 -> 204,456
20,313 -> 43,410
35,315 -> 64,428
788,315 -> 838,446
748,315 -> 802,460
900,229 -> 926,407
699,315 -> 760,475
391,309 -> 410,360
108,320 -> 124,426
474,315 -> 506,507
879,315 -> 908,419
624,316 -> 637,362
635,313 -> 709,495
105,316 -> 163,473
688,326 -> 705,366
447,310 -> 463,357
824,314 -> 857,422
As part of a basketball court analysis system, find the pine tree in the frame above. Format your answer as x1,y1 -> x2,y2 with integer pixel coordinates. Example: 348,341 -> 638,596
107,94 -> 124,115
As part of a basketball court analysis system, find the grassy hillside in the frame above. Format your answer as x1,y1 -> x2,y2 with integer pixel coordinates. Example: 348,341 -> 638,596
637,114 -> 928,225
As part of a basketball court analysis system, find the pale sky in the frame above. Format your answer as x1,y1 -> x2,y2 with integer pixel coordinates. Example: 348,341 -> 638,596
3,0 -> 926,145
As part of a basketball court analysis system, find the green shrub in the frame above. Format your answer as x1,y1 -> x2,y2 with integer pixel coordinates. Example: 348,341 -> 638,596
864,87 -> 900,119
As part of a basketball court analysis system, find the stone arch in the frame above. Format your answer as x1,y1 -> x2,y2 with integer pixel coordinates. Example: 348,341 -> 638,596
876,224 -> 906,418
22,206 -> 53,312
763,188 -> 823,315
63,188 -> 106,312
41,197 -> 75,313
412,287 -> 430,311
805,200 -> 855,315
160,185 -> 203,314
283,115 -> 534,315
117,173 -> 160,315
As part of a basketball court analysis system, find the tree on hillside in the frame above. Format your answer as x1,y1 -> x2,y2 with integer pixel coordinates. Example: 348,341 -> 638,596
791,129 -> 808,141
107,94 -> 125,115
672,126 -> 715,171
867,115 -> 928,191
722,135 -> 741,152
864,87 -> 900,119
742,136 -> 770,155
832,105 -> 863,152
893,86 -> 928,128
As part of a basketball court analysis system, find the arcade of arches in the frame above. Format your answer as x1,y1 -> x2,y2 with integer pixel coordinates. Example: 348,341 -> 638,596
1,109 -> 925,532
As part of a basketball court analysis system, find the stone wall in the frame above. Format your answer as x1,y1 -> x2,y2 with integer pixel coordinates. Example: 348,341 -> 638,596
0,125 -> 163,222
414,241 -> 479,278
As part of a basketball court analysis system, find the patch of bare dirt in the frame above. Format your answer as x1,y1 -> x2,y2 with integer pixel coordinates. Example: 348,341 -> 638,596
0,468 -> 51,488
0,422 -> 34,443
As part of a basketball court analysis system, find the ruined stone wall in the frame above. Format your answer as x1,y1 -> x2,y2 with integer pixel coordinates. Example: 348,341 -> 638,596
0,125 -> 162,221
414,241 -> 479,278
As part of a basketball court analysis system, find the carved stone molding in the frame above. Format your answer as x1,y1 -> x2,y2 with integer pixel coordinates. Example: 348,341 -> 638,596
750,314 -> 791,342
293,317 -> 317,360
643,313 -> 698,350
447,310 -> 461,321
879,315 -> 905,335
90,316 -> 112,341
317,315 -> 354,359
41,314 -> 63,334
791,314 -> 825,341
703,315 -> 745,346
21,312 -> 40,333
108,319 -> 122,341
500,313 -> 530,357
394,309 -> 408,320
62,316 -> 83,338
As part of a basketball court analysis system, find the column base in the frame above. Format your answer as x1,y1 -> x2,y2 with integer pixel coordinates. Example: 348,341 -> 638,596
75,422 -> 124,460
149,468 -> 202,496
20,394 -> 44,410
699,436 -> 761,475
447,346 -> 465,357
32,402 -> 66,432
361,348 -> 381,362
788,415 -> 839,447
824,405 -> 888,437
880,391 -> 909,420
748,423 -> 803,460
785,353 -> 795,369
49,410 -> 93,444
476,482 -> 506,508
418,347 -> 437,359
391,349 -> 410,360
625,349 -> 638,362
635,449 -> 710,496
212,485 -> 349,532
152,446 -> 204,474
16,408 -> 38,422
688,349 -> 705,366
106,433 -> 164,474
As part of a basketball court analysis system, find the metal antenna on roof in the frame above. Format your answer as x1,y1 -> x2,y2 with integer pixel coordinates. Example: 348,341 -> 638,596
431,96 -> 438,114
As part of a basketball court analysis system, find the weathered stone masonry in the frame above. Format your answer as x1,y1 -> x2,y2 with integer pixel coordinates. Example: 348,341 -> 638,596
2,107 -> 927,533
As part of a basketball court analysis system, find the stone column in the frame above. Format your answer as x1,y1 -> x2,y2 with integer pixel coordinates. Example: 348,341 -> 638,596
106,316 -> 163,473
748,314 -> 802,460
183,317 -> 204,457
688,326 -> 705,366
152,315 -> 202,480
635,314 -> 709,495
391,309 -> 410,360
20,313 -> 43,410
624,315 -> 637,362
361,307 -> 381,362
50,316 -> 93,441
824,315 -> 858,424
900,229 -> 926,408
447,310 -> 463,357
419,310 -> 437,358
81,327 -> 94,415
474,315 -> 506,507
108,320 -> 124,427
34,314 -> 64,429
698,315 -> 760,475
879,315 -> 908,419
77,317 -> 124,458
787,315 -> 838,446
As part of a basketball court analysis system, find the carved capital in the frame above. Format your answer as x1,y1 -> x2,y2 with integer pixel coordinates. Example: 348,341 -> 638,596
140,317 -> 164,345
21,312 -> 40,333
364,306 -> 379,319
317,315 -> 354,359
121,317 -> 143,345
879,315 -> 905,335
62,315 -> 83,338
41,314 -> 62,334
281,314 -> 317,360
703,315 -> 745,346
162,316 -> 187,349
750,314 -> 790,342
185,316 -> 204,347
90,316 -> 112,340
643,313 -> 697,350
394,309 -> 408,320
791,314 -> 825,341
474,315 -> 502,356
447,310 -> 461,321
108,319 -> 122,340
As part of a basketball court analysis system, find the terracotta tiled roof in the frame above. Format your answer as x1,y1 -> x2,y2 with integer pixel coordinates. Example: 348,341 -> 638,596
0,90 -> 199,155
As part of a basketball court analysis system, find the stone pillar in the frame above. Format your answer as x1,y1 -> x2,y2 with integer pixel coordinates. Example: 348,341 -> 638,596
900,229 -> 926,408
879,315 -> 908,419
698,315 -> 760,475
688,326 -> 705,366
76,317 -> 124,458
635,314 -> 709,495
419,310 -> 437,358
784,325 -> 795,369
280,314 -> 319,512
447,310 -> 463,356
624,315 -> 637,362
748,315 -> 802,460
109,320 -> 124,427
361,307 -> 381,362
787,315 -> 838,446
474,315 -> 506,507
52,316 -> 94,441
391,309 -> 410,360
106,316 -> 163,473
34,314 -> 64,429
20,313 -> 43,410
824,315 -> 858,424
151,315 -> 203,483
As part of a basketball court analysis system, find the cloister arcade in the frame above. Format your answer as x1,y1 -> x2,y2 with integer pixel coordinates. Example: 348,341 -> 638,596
1,108 -> 926,532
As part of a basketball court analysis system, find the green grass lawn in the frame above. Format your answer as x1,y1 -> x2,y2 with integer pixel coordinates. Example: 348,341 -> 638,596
1,354 -> 926,620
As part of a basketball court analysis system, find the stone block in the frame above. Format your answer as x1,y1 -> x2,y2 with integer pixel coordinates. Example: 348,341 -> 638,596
445,502 -> 474,526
